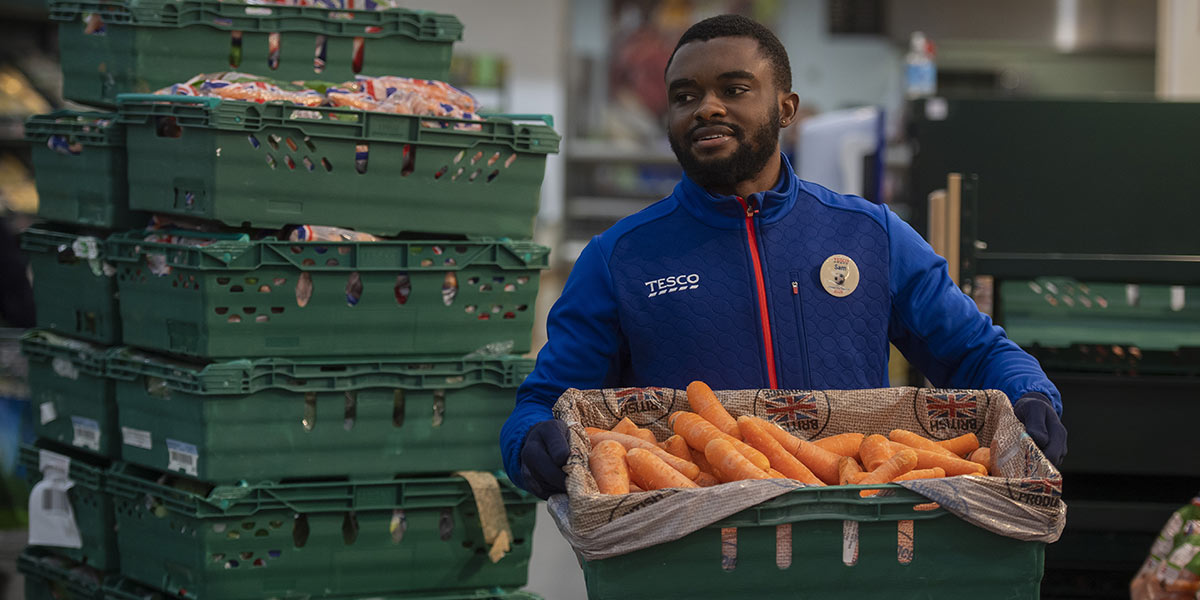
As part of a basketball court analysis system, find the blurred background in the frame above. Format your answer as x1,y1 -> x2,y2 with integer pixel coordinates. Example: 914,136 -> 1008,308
1,1 -> 1197,599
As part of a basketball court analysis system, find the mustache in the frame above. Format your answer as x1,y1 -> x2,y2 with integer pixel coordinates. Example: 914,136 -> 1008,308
687,121 -> 743,139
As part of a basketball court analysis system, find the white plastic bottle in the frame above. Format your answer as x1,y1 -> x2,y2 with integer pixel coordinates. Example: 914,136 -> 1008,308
905,31 -> 937,98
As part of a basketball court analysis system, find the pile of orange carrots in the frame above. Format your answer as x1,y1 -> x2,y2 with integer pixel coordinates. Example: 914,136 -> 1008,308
587,381 -> 995,497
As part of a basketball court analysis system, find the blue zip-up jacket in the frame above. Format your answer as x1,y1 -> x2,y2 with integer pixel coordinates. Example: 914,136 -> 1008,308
501,155 -> 1060,489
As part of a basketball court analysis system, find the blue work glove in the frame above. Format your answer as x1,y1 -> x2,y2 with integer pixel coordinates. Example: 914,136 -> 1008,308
1013,394 -> 1067,467
519,419 -> 570,500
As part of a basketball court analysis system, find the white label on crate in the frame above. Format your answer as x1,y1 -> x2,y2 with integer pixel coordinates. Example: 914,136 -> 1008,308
166,439 -> 199,477
71,416 -> 101,452
842,520 -> 859,566
244,6 -> 272,15
39,402 -> 58,425
290,110 -> 323,121
51,357 -> 80,380
122,426 -> 153,450
38,449 -> 71,477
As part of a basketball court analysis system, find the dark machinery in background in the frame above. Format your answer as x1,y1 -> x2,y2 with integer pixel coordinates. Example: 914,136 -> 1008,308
906,97 -> 1200,599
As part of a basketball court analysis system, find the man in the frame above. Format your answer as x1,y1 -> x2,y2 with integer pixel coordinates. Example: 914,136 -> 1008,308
501,15 -> 1066,499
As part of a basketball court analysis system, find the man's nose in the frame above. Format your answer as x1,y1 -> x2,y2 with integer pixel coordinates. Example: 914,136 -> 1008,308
694,91 -> 726,121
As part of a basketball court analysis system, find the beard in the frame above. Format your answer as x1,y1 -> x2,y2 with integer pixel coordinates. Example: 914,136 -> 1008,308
668,105 -> 781,192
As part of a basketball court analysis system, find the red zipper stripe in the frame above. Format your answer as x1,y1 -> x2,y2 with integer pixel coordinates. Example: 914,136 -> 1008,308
737,197 -> 779,389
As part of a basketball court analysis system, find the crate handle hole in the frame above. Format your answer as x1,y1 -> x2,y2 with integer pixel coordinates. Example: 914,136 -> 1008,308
296,273 -> 313,307
842,521 -> 859,566
224,560 -> 239,569
271,306 -> 285,314
227,314 -> 242,323
721,527 -> 737,571
479,284 -> 492,292
155,117 -> 182,139
302,156 -> 315,172
313,35 -> 327,73
775,524 -> 792,569
346,272 -> 363,306
393,390 -> 406,428
488,151 -> 501,166
487,169 -> 500,183
274,277 -> 287,286
432,390 -> 445,427
351,36 -> 365,73
211,553 -> 225,563
391,509 -> 407,544
285,137 -> 298,152
342,512 -> 359,545
438,508 -> 454,541
302,392 -> 316,431
230,285 -> 243,293
355,143 -> 369,174
246,134 -> 259,149
517,276 -> 530,285
451,167 -> 465,181
268,549 -> 282,558
243,306 -> 256,314
503,312 -> 516,319
898,520 -> 914,565
267,32 -> 281,70
517,304 -> 528,311
467,277 -> 479,285
301,258 -> 315,267
394,274 -> 411,305
469,169 -> 481,182
326,258 -> 338,267
505,153 -> 518,168
442,272 -> 458,306
258,285 -> 271,293
285,155 -> 296,170
293,514 -> 309,547
252,558 -> 266,568
265,153 -> 277,169
434,165 -> 448,179
304,136 -> 316,152
268,135 -> 281,150
452,150 -> 465,164
215,307 -> 229,315
322,157 -> 333,172
344,391 -> 357,431
401,144 -> 415,176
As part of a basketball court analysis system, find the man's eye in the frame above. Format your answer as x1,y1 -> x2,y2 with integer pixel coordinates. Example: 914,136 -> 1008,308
726,87 -> 748,96
674,93 -> 695,103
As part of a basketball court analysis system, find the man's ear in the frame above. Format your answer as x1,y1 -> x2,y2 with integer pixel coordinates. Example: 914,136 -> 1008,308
779,91 -> 801,128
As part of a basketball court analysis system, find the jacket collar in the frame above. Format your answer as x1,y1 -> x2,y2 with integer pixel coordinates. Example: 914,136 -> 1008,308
673,153 -> 798,229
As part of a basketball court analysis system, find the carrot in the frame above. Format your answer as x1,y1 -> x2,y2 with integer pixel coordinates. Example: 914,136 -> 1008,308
889,430 -> 959,458
626,448 -> 699,490
813,433 -> 865,458
967,447 -> 992,473
689,447 -> 715,475
669,412 -> 770,471
741,416 -> 841,485
890,467 -> 946,483
857,449 -> 918,497
693,472 -> 720,487
589,440 -> 630,495
659,434 -> 692,461
587,430 -> 700,480
743,416 -> 801,455
838,456 -> 864,486
859,434 -> 897,471
628,482 -> 644,493
936,433 -> 980,457
687,381 -> 741,440
906,447 -> 988,476
612,417 -> 657,445
737,416 -> 824,486
705,438 -> 771,483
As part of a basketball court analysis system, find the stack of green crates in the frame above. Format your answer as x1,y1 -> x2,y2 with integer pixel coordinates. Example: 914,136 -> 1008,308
19,1 -> 559,598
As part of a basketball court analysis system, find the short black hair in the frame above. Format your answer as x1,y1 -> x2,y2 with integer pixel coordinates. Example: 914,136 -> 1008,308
666,14 -> 792,93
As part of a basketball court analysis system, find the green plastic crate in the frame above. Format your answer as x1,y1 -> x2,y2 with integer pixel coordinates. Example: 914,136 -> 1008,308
117,95 -> 559,239
108,231 -> 548,358
52,0 -> 462,107
104,576 -> 544,599
21,330 -> 119,458
18,548 -> 106,600
21,228 -> 122,345
107,348 -> 534,482
582,486 -> 1045,600
108,464 -> 537,599
25,111 -> 146,229
19,443 -> 118,571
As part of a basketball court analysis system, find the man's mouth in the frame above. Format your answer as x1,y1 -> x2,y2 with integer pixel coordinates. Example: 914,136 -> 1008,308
691,126 -> 736,150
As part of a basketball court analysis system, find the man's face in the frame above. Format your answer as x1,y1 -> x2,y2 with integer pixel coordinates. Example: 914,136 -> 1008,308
665,36 -> 782,192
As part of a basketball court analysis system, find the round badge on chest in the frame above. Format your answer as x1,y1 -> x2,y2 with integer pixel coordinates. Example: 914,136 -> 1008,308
820,254 -> 859,297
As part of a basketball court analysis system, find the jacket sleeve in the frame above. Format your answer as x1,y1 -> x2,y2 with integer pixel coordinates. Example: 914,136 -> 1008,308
885,210 -> 1062,414
500,237 -> 626,489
